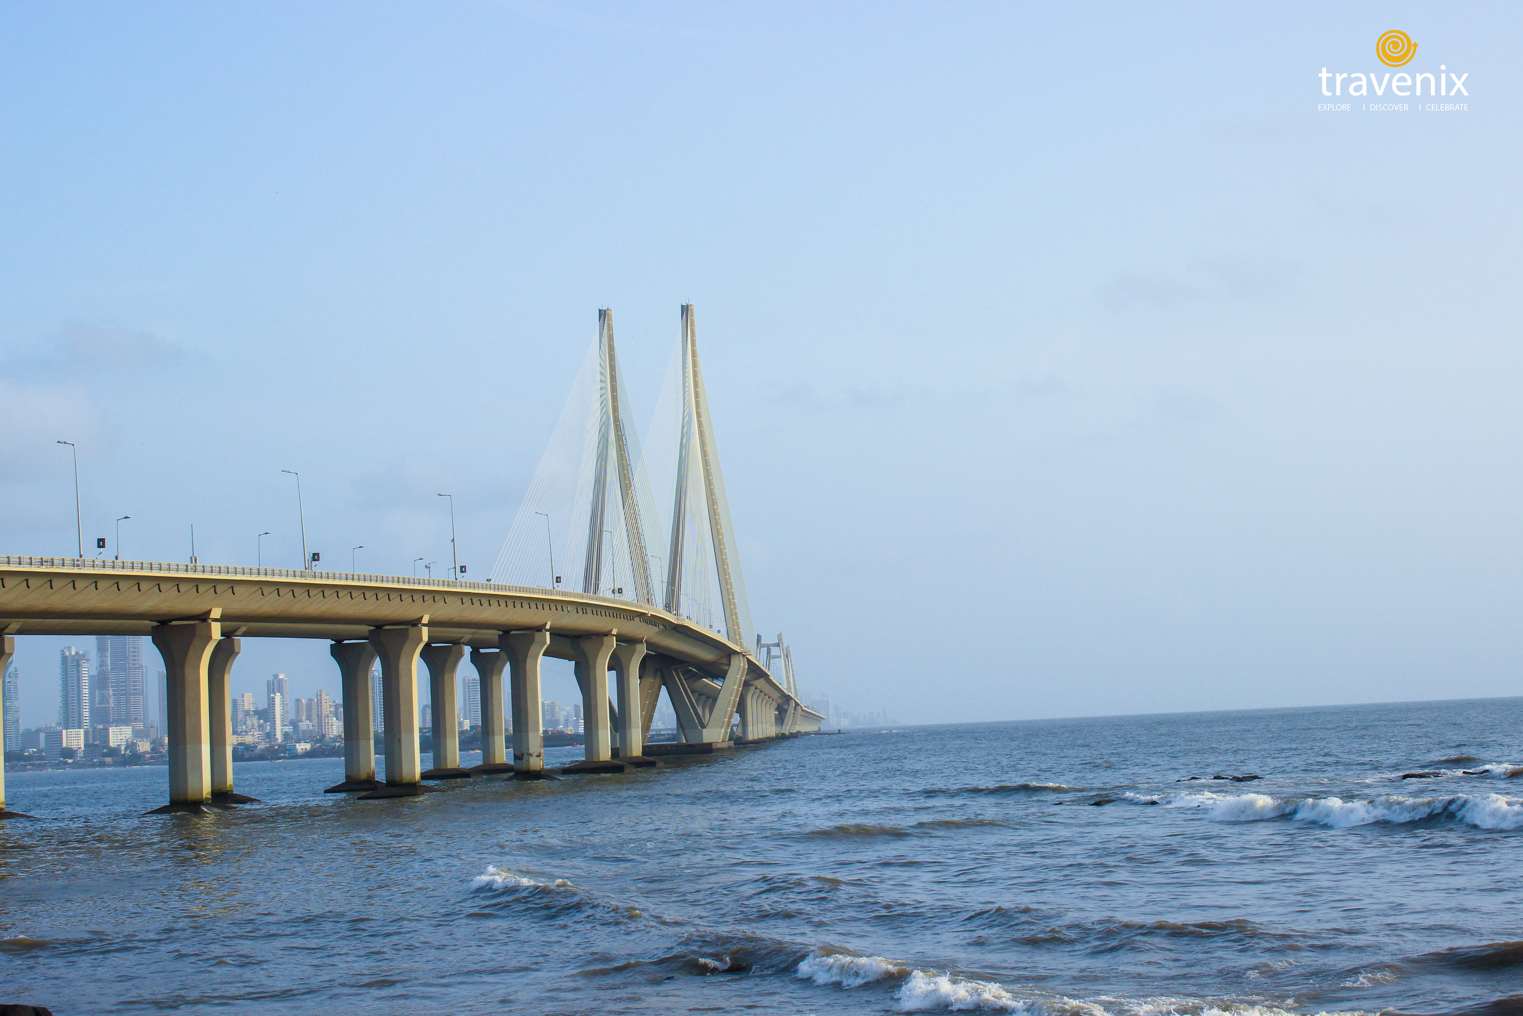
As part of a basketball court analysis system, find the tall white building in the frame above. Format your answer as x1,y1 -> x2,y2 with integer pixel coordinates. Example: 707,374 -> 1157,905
371,664 -> 384,733
3,665 -> 19,748
462,674 -> 481,730
59,647 -> 90,730
268,691 -> 285,745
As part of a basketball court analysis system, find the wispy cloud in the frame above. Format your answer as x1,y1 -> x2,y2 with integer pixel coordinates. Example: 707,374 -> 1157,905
3,321 -> 189,377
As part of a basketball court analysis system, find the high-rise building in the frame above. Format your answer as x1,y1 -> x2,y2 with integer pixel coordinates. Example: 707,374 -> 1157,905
462,674 -> 481,730
268,691 -> 285,744
95,635 -> 146,728
371,664 -> 384,733
234,692 -> 256,733
267,673 -> 290,706
421,702 -> 432,731
3,665 -> 19,749
315,688 -> 334,732
59,647 -> 90,730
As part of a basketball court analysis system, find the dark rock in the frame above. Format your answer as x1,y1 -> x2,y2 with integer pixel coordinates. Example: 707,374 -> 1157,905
1401,771 -> 1444,780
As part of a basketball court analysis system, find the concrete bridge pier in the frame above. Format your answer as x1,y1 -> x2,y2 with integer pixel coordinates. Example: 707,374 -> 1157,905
149,612 -> 222,813
0,629 -> 26,818
326,641 -> 379,792
505,630 -> 548,777
566,634 -> 623,774
207,636 -> 257,804
470,647 -> 512,773
421,643 -> 472,780
610,641 -> 654,766
638,656 -> 662,743
364,621 -> 428,798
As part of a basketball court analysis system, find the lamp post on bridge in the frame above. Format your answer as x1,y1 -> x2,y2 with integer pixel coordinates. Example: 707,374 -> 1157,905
413,556 -> 424,578
114,515 -> 131,560
426,561 -> 436,580
534,511 -> 558,588
437,492 -> 459,577
351,545 -> 365,571
280,469 -> 309,570
257,531 -> 271,567
55,439 -> 83,558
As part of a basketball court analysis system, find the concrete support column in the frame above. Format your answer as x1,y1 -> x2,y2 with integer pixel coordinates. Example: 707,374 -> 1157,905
638,657 -> 662,742
327,641 -> 379,792
610,641 -> 652,766
207,637 -> 255,803
368,621 -> 427,795
739,686 -> 760,741
150,612 -> 222,812
660,665 -> 706,743
697,653 -> 747,744
567,634 -> 620,773
505,630 -> 548,776
421,643 -> 470,779
470,647 -> 511,773
0,630 -> 22,818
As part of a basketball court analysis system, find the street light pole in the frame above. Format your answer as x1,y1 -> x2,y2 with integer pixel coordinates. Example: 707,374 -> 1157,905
281,469 -> 308,570
351,544 -> 365,571
56,440 -> 82,558
258,531 -> 271,567
413,556 -> 424,578
535,510 -> 557,588
426,561 -> 435,579
115,515 -> 131,560
437,492 -> 458,577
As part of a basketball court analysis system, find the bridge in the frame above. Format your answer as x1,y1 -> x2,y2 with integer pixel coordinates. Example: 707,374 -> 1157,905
0,305 -> 823,815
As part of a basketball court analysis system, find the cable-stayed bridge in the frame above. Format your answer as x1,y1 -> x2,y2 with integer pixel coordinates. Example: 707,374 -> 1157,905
0,306 -> 823,815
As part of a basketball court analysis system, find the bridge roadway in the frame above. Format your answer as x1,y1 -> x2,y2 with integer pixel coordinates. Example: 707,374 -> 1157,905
0,556 -> 822,813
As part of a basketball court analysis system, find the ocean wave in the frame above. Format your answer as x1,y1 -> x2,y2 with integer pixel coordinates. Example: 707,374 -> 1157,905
804,822 -> 913,839
796,950 -> 907,987
471,864 -> 574,891
803,818 -> 1011,839
922,783 -> 1079,797
1417,939 -> 1523,971
1152,791 -> 1523,829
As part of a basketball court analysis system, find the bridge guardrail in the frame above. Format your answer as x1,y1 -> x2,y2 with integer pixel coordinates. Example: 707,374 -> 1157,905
0,554 -> 773,676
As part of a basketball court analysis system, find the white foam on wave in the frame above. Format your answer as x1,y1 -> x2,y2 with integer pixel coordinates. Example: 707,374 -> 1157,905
897,970 -> 1106,1013
1159,791 -> 1523,830
470,864 -> 574,891
796,950 -> 906,987
796,949 -> 1374,1015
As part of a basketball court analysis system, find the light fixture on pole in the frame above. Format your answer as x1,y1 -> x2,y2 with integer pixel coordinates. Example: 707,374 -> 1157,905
437,492 -> 459,577
351,544 -> 365,571
115,515 -> 131,560
280,469 -> 309,570
258,531 -> 271,567
413,556 -> 424,578
56,440 -> 83,558
426,561 -> 436,579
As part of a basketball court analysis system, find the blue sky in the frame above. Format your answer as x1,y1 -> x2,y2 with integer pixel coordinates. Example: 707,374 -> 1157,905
3,2 -> 1521,726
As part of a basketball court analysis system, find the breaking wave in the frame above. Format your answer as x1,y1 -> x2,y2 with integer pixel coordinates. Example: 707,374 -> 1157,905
1131,791 -> 1523,829
792,948 -> 1351,1014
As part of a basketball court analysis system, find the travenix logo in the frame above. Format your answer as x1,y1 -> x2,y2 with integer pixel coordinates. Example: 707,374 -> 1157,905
1317,30 -> 1469,100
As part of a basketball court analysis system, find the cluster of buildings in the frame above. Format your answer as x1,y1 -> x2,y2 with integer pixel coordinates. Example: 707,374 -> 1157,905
9,637 -> 157,759
1,639 -> 702,764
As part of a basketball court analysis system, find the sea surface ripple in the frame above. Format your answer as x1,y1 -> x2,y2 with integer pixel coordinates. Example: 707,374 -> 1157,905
3,697 -> 1523,1014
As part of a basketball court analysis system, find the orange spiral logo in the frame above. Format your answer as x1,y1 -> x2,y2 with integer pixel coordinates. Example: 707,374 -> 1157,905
1376,29 -> 1417,67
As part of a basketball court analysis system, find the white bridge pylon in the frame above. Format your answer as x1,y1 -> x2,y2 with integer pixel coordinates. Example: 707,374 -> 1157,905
491,305 -> 753,650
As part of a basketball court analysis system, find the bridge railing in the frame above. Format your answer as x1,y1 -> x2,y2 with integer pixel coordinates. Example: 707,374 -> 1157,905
0,553 -> 768,671
0,554 -> 636,608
